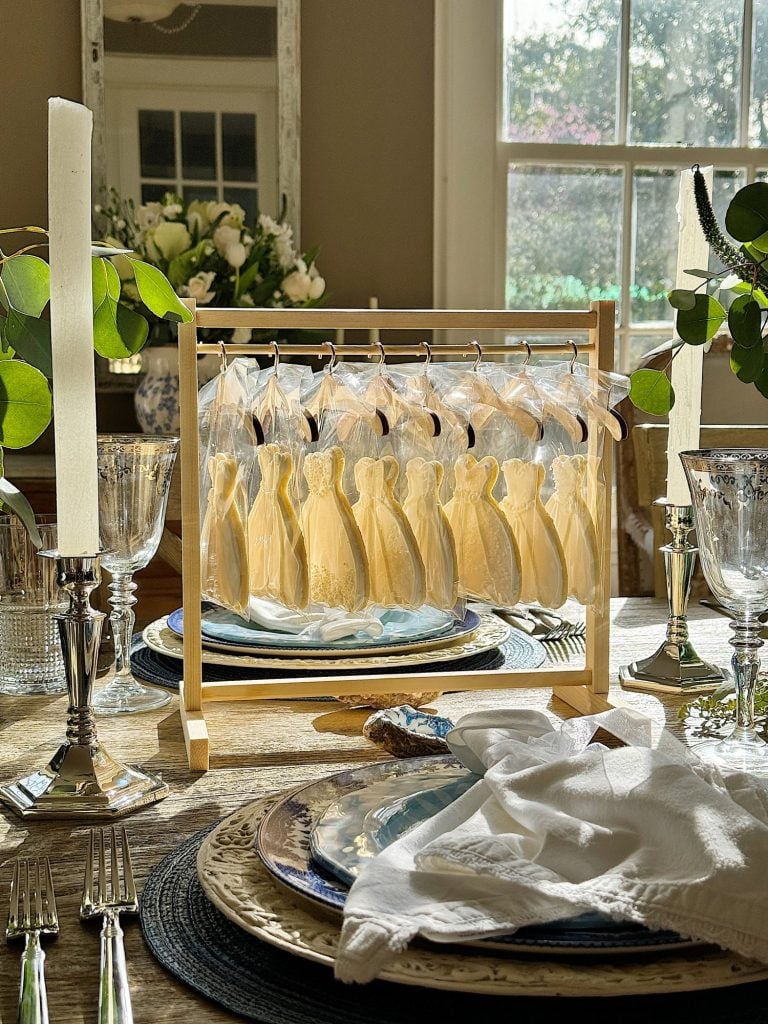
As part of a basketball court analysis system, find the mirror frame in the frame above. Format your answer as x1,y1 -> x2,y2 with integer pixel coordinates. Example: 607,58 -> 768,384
80,0 -> 301,239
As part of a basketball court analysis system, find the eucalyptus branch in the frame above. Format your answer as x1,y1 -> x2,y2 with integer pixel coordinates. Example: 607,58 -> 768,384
0,244 -> 49,264
0,226 -> 48,237
692,166 -> 768,292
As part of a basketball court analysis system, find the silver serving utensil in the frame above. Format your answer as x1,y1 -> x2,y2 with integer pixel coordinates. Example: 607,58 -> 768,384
81,827 -> 138,1024
6,857 -> 59,1024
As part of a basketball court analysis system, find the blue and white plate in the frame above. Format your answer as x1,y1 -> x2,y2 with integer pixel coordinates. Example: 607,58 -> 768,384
167,605 -> 478,658
255,756 -> 695,955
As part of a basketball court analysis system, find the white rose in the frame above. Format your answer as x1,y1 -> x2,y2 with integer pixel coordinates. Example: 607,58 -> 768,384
308,275 -> 325,300
213,224 -> 241,256
153,221 -> 191,260
225,242 -> 247,268
258,214 -> 281,235
207,201 -> 246,228
136,202 -> 163,232
275,233 -> 296,270
281,270 -> 312,303
186,200 -> 210,236
184,270 -> 216,304
163,202 -> 183,218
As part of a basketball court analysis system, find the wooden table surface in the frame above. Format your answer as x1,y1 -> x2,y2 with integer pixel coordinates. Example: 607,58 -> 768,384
0,598 -> 755,1022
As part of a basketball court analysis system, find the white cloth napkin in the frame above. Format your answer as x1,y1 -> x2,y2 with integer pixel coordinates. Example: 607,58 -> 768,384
247,597 -> 384,641
335,707 -> 768,983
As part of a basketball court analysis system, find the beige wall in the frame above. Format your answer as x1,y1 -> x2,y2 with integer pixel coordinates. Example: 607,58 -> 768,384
301,0 -> 434,309
0,1 -> 81,232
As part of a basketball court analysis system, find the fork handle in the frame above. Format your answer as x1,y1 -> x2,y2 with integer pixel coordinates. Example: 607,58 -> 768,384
99,912 -> 133,1024
18,931 -> 48,1024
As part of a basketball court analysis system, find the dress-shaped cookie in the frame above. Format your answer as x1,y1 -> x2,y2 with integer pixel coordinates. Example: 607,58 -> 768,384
545,454 -> 599,605
353,456 -> 426,609
403,458 -> 458,610
248,444 -> 309,610
301,447 -> 370,611
444,454 -> 521,607
500,459 -> 567,609
201,452 -> 249,617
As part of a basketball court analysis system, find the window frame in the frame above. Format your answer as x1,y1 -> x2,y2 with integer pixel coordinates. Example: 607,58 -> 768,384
434,0 -> 767,370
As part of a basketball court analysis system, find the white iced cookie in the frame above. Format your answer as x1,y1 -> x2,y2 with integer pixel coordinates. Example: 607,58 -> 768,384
301,447 -> 370,611
201,452 -> 249,617
500,459 -> 567,609
444,453 -> 521,607
403,458 -> 458,610
248,443 -> 309,610
545,454 -> 599,605
353,456 -> 426,609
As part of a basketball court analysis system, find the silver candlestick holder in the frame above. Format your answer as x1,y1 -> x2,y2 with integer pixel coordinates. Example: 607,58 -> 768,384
620,500 -> 724,694
0,553 -> 169,819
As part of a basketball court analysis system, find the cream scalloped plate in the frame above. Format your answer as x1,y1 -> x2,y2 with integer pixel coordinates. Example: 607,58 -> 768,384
196,795 -> 768,998
142,613 -> 511,672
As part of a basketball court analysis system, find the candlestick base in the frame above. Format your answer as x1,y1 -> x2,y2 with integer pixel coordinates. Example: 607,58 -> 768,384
619,501 -> 724,695
0,552 -> 169,820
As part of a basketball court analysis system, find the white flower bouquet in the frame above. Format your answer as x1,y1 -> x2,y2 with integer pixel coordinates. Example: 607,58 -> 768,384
96,190 -> 326,342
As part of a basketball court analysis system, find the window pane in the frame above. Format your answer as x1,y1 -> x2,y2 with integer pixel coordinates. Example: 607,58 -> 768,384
139,110 -> 175,179
751,1 -> 768,146
632,169 -> 743,324
181,111 -> 216,180
226,187 -> 258,224
506,165 -> 623,314
629,0 -> 743,146
222,113 -> 257,182
626,333 -> 672,371
141,183 -> 170,203
183,185 -> 217,204
502,0 -> 620,144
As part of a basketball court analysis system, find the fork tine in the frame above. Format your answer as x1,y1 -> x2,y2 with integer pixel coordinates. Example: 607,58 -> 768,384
121,827 -> 137,903
8,859 -> 19,931
110,827 -> 119,902
45,858 -> 57,928
33,859 -> 42,930
21,860 -> 30,931
83,828 -> 94,909
97,828 -> 107,905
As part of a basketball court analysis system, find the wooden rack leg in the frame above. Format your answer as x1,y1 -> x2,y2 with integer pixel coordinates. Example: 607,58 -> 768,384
180,680 -> 210,771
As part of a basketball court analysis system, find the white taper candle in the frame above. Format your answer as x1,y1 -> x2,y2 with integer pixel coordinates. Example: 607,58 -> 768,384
48,97 -> 100,555
666,166 -> 712,506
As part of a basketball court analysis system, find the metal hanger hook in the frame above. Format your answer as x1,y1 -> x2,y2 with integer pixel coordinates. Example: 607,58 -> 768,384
470,339 -> 483,371
323,340 -> 337,374
419,340 -> 432,373
568,340 -> 578,374
374,341 -> 386,374
218,340 -> 228,374
270,339 -> 280,375
520,340 -> 532,367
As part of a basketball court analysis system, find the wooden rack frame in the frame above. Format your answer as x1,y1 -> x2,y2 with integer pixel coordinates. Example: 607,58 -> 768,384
177,301 -> 616,770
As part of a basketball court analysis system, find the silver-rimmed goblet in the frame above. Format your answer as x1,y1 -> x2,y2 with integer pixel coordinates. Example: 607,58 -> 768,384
681,448 -> 768,773
94,434 -> 179,715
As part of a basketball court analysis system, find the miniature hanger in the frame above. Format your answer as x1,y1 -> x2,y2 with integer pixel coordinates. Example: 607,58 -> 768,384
414,340 -> 479,448
451,340 -> 543,442
358,342 -> 437,440
304,341 -> 389,440
503,341 -> 587,444
554,342 -> 625,442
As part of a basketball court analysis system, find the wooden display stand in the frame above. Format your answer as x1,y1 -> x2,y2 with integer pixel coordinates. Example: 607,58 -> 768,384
177,302 -> 616,769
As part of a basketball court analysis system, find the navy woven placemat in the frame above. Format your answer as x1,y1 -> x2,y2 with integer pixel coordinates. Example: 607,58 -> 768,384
139,823 -> 768,1024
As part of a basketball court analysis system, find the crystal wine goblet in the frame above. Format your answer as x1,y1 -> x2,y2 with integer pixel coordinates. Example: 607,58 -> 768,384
681,449 -> 768,773
94,434 -> 179,715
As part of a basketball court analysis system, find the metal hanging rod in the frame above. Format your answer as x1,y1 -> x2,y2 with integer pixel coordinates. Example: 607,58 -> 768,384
195,340 -> 595,358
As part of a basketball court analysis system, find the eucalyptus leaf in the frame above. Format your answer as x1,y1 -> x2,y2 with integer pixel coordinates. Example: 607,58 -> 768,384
628,368 -> 675,416
730,281 -> 768,307
3,310 -> 52,377
668,289 -> 696,311
726,182 -> 768,242
0,361 -> 52,448
730,343 -> 764,383
755,363 -> 768,398
727,294 -> 763,349
128,259 -> 192,322
116,303 -> 149,353
676,294 -> 726,345
91,244 -> 133,258
682,269 -> 719,280
0,477 -> 41,546
92,257 -> 108,310
640,336 -> 683,360
1,255 -> 50,317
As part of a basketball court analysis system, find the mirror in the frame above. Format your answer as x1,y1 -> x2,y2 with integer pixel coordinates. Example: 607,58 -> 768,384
81,0 -> 301,238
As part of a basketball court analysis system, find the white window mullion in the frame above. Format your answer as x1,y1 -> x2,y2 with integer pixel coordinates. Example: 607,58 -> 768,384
740,0 -> 754,147
621,158 -> 635,368
617,0 -> 631,145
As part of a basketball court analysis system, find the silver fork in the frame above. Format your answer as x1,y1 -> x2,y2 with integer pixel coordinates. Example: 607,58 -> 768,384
6,857 -> 59,1024
81,827 -> 138,1024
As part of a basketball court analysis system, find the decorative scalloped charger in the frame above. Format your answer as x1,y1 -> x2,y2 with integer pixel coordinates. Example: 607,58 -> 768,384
193,795 -> 768,999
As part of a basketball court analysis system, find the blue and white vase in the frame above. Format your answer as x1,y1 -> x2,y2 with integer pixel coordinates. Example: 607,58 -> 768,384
134,346 -> 218,434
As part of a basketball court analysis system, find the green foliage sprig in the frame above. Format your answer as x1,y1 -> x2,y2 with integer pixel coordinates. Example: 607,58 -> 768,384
0,228 -> 193,539
680,679 -> 768,740
629,166 -> 768,415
